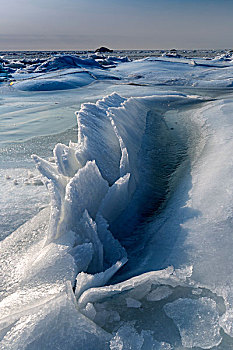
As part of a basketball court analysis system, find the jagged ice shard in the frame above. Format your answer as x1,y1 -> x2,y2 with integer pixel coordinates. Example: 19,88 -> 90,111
1,52 -> 233,349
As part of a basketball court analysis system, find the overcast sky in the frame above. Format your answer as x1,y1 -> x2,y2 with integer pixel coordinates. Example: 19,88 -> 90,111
1,0 -> 233,50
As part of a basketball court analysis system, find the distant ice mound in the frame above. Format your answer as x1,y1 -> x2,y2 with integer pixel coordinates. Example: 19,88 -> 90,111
14,72 -> 95,91
9,53 -> 130,74
33,55 -> 103,72
213,51 -> 233,62
162,49 -> 181,58
10,54 -> 128,91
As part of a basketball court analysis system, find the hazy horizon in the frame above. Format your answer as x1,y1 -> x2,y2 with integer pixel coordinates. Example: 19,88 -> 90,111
1,0 -> 233,51
0,48 -> 231,53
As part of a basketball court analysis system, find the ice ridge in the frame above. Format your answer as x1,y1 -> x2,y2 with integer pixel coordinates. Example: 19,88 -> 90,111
33,92 -> 199,297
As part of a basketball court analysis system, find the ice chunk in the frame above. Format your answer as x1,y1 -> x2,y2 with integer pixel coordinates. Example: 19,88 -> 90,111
0,285 -> 64,327
219,309 -> 233,337
110,324 -> 172,350
94,307 -> 121,327
65,160 -> 109,221
192,288 -> 203,295
99,173 -> 130,223
54,143 -> 81,178
127,283 -> 152,300
126,297 -> 141,308
147,286 -> 173,302
22,242 -> 77,286
141,331 -> 173,350
119,146 -> 130,177
75,94 -> 123,184
34,55 -> 102,72
96,92 -> 126,110
75,258 -> 127,303
95,215 -> 126,267
173,265 -> 193,280
108,97 -> 148,184
0,207 -> 50,299
164,297 -> 222,349
0,292 -> 110,350
31,177 -> 44,186
110,323 -> 144,350
33,158 -> 109,242
70,242 -> 93,273
82,302 -> 97,321
32,154 -> 66,189
76,210 -> 103,273
63,161 -> 109,233
31,155 -> 66,242
76,266 -> 186,309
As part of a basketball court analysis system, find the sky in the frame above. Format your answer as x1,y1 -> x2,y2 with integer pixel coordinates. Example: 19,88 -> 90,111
1,0 -> 233,51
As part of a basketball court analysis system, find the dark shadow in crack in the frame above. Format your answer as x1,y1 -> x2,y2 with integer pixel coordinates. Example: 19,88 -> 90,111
109,102 -> 204,284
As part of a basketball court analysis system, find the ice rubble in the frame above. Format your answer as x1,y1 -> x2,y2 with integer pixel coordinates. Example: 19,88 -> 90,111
110,323 -> 172,350
1,90 -> 233,349
4,54 -> 125,91
5,50 -> 233,92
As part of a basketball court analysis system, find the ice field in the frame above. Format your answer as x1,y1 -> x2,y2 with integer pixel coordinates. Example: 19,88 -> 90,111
1,50 -> 233,349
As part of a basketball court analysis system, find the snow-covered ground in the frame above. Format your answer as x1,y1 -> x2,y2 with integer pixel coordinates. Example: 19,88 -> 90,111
1,51 -> 233,349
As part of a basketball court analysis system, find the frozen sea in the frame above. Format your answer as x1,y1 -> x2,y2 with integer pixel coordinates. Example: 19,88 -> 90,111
1,49 -> 233,349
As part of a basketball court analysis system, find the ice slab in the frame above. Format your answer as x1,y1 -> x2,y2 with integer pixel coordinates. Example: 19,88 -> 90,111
164,297 -> 222,349
146,286 -> 173,302
0,291 -> 110,350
